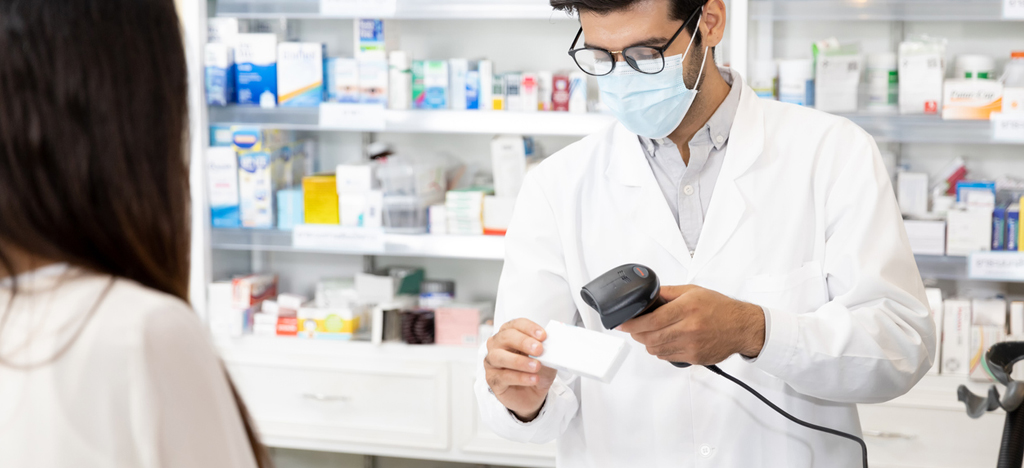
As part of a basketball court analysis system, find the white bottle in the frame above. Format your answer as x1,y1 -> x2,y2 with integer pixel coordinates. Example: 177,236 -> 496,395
778,59 -> 814,107
1003,51 -> 1024,114
388,51 -> 411,110
867,53 -> 898,113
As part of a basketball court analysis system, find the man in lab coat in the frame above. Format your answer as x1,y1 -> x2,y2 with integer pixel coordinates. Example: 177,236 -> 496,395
476,0 -> 935,466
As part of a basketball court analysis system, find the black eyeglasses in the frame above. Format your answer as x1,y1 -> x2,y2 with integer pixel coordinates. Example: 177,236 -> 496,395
567,6 -> 702,77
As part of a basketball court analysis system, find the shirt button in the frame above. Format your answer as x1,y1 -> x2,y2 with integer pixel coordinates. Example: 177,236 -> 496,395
715,135 -> 725,144
683,185 -> 695,196
699,444 -> 714,458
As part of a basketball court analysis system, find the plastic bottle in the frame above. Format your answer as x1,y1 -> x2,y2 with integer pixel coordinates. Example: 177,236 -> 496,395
867,53 -> 898,112
956,54 -> 995,80
1003,51 -> 1024,114
778,59 -> 814,107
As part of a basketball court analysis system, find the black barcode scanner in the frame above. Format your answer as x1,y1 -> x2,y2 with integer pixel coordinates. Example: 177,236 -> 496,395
580,264 -> 689,368
581,264 -> 869,468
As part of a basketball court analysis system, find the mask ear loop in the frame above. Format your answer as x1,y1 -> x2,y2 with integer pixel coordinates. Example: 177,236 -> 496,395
680,7 -> 707,92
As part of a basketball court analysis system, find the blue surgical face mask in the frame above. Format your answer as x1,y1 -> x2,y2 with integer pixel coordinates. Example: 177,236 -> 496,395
596,15 -> 709,140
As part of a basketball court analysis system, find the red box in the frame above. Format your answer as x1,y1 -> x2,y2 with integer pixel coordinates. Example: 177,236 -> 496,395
552,75 -> 570,112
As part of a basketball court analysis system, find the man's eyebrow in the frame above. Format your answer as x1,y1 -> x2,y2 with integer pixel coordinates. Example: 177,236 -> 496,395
582,36 -> 671,50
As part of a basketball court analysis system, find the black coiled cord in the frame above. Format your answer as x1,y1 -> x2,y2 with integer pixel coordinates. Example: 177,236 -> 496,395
997,405 -> 1024,468
705,365 -> 869,468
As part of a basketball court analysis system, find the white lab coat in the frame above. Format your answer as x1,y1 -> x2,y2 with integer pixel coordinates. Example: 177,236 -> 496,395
475,83 -> 935,468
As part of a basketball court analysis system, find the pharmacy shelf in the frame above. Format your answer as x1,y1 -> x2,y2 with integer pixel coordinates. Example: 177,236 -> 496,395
841,113 -> 1006,145
209,106 -> 1017,143
208,106 -> 616,136
211,228 -> 506,260
212,229 -> 1010,281
214,0 -> 573,20
750,0 -> 1015,22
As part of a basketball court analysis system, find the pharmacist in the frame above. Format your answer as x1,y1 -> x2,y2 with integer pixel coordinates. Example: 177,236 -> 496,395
476,0 -> 935,466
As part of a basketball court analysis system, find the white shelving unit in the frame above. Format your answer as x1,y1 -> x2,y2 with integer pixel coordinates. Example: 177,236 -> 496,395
749,0 -> 1015,22
187,0 -> 1024,466
214,0 -> 575,20
209,106 -> 616,136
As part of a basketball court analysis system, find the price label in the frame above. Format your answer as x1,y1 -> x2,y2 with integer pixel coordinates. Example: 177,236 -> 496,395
1006,0 -> 1024,19
969,252 -> 1024,282
992,112 -> 1024,143
294,225 -> 386,252
319,103 -> 386,131
321,0 -> 397,17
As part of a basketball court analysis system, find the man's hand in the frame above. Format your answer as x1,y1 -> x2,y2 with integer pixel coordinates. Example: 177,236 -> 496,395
484,318 -> 558,422
617,285 -> 766,365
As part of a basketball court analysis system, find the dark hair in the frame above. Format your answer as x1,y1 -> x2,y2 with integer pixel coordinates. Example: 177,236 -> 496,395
552,0 -> 707,34
0,1 -> 271,466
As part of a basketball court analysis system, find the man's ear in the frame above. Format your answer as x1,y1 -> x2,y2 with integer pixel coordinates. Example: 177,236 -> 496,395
700,0 -> 727,48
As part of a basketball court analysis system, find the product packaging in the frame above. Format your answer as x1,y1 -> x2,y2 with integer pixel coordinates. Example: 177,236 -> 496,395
483,196 -> 515,236
553,74 -> 571,111
491,135 -> 528,198
421,60 -> 449,109
505,72 -> 523,112
866,53 -> 898,112
898,37 -> 946,115
813,40 -> 862,113
1008,204 -> 1020,251
538,71 -> 554,111
235,33 -> 278,107
359,60 -> 389,105
449,58 -> 469,110
478,60 -> 494,111
521,73 -> 539,112
277,42 -> 324,107
897,172 -> 929,217
537,320 -> 630,383
903,220 -> 946,256
942,299 -> 972,376
326,58 -> 361,103
303,174 -> 340,224
389,51 -> 412,110
569,71 -> 588,113
942,79 -> 1003,120
207,147 -> 241,228
492,74 -> 507,111
778,59 -> 814,107
970,325 -> 1005,381
355,19 -> 386,60
232,274 -> 279,309
205,43 -> 236,106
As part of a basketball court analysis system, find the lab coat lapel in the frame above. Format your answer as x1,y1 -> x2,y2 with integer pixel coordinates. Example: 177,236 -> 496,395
605,124 -> 694,270
689,86 -> 765,279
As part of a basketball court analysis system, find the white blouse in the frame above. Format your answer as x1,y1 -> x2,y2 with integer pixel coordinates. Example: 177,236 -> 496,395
0,265 -> 258,468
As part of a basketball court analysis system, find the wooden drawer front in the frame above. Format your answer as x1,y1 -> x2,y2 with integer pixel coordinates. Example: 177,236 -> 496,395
859,404 -> 1003,468
228,361 -> 450,450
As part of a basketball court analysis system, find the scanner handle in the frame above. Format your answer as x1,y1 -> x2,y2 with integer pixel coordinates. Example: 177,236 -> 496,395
646,296 -> 692,368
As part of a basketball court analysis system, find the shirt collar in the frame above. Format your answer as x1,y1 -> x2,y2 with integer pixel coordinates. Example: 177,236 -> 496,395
0,263 -> 70,288
641,66 -> 742,157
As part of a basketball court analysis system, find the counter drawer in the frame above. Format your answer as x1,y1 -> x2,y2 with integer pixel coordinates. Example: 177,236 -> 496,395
227,360 -> 450,450
859,404 -> 1002,468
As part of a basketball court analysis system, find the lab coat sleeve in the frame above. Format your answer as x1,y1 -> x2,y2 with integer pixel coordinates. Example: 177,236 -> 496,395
750,127 -> 936,404
138,303 -> 259,468
475,172 -> 580,444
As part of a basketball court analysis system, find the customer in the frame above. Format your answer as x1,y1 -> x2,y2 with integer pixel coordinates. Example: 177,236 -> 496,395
0,1 -> 269,467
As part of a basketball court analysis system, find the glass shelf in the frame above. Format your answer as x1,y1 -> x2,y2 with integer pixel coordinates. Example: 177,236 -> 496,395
209,106 -> 1017,144
210,229 -> 1019,282
214,0 -> 573,20
208,106 -> 617,136
211,228 -> 506,260
750,0 -> 1012,22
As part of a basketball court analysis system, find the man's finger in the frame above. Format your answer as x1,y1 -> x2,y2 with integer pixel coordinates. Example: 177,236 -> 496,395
485,348 -> 542,373
500,318 -> 547,341
493,328 -> 544,356
618,299 -> 688,334
659,284 -> 697,302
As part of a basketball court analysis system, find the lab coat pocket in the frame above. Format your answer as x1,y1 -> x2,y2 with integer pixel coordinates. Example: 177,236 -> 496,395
740,262 -> 829,315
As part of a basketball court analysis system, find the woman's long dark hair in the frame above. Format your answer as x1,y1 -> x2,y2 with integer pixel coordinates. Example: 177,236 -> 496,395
0,1 -> 271,466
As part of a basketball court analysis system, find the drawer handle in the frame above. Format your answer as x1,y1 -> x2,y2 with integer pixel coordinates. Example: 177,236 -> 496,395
863,430 -> 916,440
301,393 -> 352,403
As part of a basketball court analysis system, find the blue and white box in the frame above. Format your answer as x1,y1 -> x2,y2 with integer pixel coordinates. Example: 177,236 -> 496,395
326,58 -> 361,103
205,43 -> 236,106
359,60 -> 389,105
449,59 -> 468,110
207,147 -> 241,228
356,19 -> 386,60
466,69 -> 481,110
236,33 -> 278,107
277,43 -> 324,107
234,127 -> 275,228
